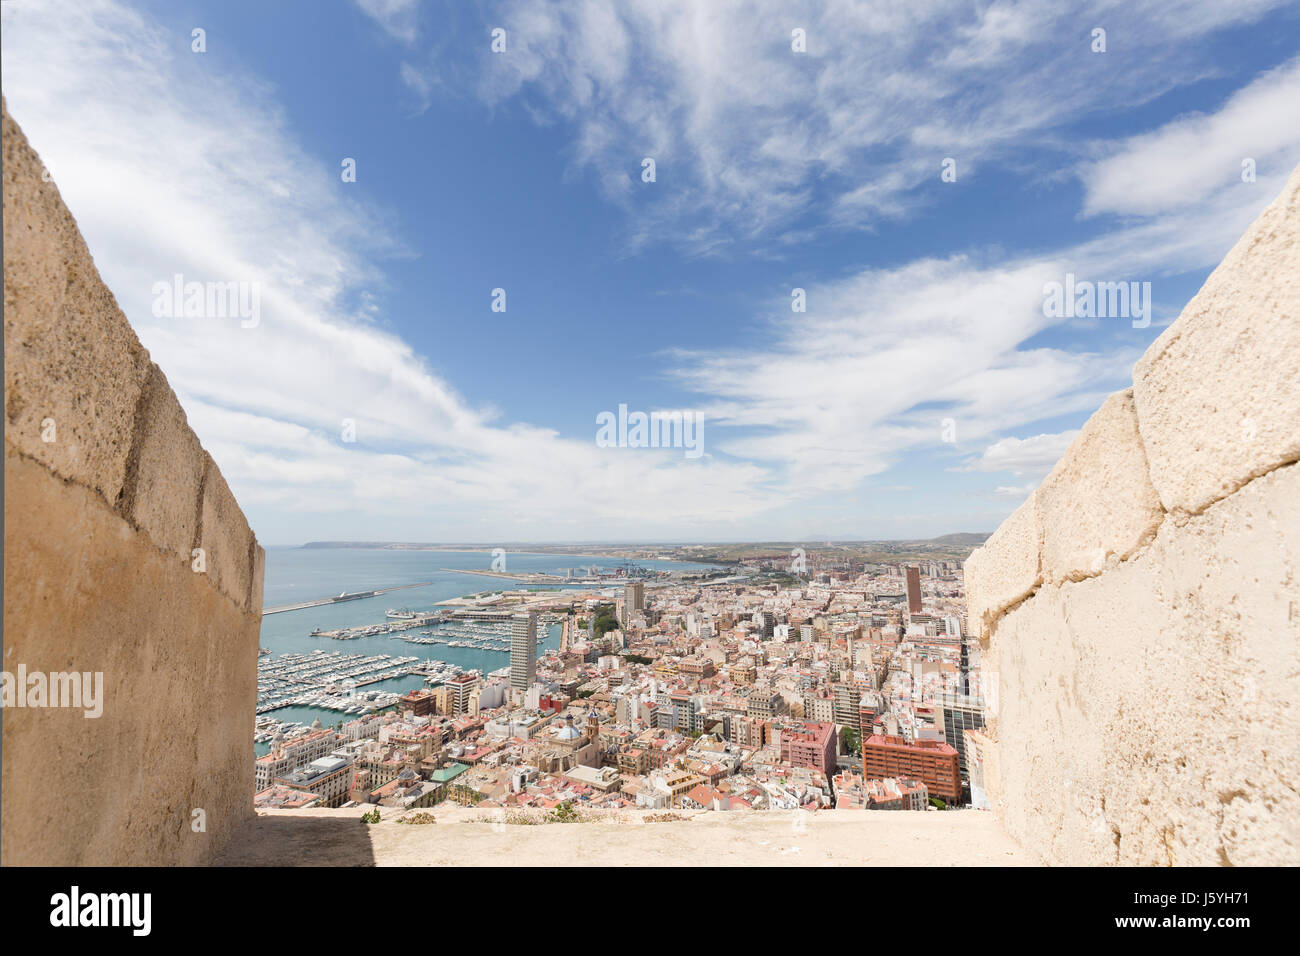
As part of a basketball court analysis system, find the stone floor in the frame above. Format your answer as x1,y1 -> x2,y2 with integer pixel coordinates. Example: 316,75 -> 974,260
214,805 -> 1037,866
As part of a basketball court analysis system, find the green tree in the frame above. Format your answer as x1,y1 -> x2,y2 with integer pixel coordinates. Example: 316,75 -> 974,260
840,725 -> 861,756
591,604 -> 620,639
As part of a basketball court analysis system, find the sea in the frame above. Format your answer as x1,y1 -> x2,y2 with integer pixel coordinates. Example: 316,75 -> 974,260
255,547 -> 719,754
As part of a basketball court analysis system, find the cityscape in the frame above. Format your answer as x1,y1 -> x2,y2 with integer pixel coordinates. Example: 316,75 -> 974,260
253,553 -> 989,816
1,0 -> 1295,929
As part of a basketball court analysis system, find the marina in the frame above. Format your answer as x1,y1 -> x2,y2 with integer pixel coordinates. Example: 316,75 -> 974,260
256,649 -> 430,715
253,550 -> 720,752
311,610 -> 554,646
254,716 -> 316,745
309,611 -> 448,640
395,622 -> 549,652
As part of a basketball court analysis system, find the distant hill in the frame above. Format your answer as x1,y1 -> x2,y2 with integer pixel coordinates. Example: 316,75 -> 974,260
912,532 -> 990,546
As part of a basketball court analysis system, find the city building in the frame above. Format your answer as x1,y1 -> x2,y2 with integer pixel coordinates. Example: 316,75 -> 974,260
274,754 -> 354,809
399,688 -> 438,717
938,692 -> 986,785
780,721 -> 837,775
906,566 -> 922,614
510,611 -> 538,690
254,725 -> 338,791
448,672 -> 481,716
862,734 -> 960,803
863,776 -> 929,810
624,581 -> 644,615
253,785 -> 321,810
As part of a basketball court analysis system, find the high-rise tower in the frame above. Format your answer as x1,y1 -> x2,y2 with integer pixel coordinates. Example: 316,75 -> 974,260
905,565 -> 922,614
510,611 -> 537,690
624,581 -> 644,617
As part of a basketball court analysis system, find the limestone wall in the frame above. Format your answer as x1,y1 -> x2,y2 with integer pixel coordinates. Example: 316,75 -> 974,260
2,100 -> 263,865
965,165 -> 1300,866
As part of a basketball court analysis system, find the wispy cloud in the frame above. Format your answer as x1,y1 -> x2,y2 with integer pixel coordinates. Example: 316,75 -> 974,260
1079,56 -> 1300,217
667,255 -> 1130,497
962,431 -> 1081,478
3,0 -> 1296,542
354,0 -> 422,44
991,483 -> 1039,500
397,0 -> 1292,253
0,0 -> 777,540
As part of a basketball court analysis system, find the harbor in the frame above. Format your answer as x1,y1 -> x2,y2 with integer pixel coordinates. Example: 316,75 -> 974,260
256,649 -> 429,715
261,581 -> 435,616
310,609 -> 557,646
395,622 -> 549,651
308,610 -> 448,640
253,549 -> 720,752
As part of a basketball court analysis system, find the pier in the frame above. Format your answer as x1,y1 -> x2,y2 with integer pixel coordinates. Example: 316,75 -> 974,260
439,568 -> 570,584
262,582 -> 434,616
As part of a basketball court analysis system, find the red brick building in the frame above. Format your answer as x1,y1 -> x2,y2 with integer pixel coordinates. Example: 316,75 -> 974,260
905,566 -> 922,614
780,721 -> 836,775
862,734 -> 961,803
858,696 -> 880,737
399,688 -> 438,717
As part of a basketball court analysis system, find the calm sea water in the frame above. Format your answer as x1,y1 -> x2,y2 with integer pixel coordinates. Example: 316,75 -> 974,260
255,548 -> 717,751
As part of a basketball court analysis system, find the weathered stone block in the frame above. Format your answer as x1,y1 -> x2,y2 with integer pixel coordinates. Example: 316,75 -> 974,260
991,462 -> 1300,866
120,364 -> 205,560
198,454 -> 256,611
250,542 -> 267,615
963,491 -> 1042,643
2,100 -> 151,504
1037,389 -> 1164,584
2,449 -> 258,866
1133,163 -> 1300,515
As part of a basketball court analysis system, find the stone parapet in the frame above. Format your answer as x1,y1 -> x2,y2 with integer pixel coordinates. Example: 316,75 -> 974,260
964,165 -> 1300,866
2,99 -> 262,865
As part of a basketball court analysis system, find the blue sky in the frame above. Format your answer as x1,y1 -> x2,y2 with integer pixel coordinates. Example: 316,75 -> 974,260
3,0 -> 1298,544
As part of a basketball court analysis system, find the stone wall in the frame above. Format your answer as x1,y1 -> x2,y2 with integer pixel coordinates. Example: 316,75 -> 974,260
2,100 -> 263,865
965,165 -> 1300,866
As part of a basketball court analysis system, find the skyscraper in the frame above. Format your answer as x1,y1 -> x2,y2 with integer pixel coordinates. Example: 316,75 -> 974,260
510,611 -> 537,690
938,692 -> 986,784
624,581 -> 644,616
905,565 -> 922,614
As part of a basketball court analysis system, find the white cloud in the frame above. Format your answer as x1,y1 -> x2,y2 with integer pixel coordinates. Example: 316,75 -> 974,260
354,0 -> 421,44
963,431 -> 1081,478
1080,57 -> 1300,217
991,484 -> 1038,500
397,0 -> 1292,252
667,254 -> 1129,498
661,140 -> 1295,504
3,0 -> 1295,543
0,0 -> 778,542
